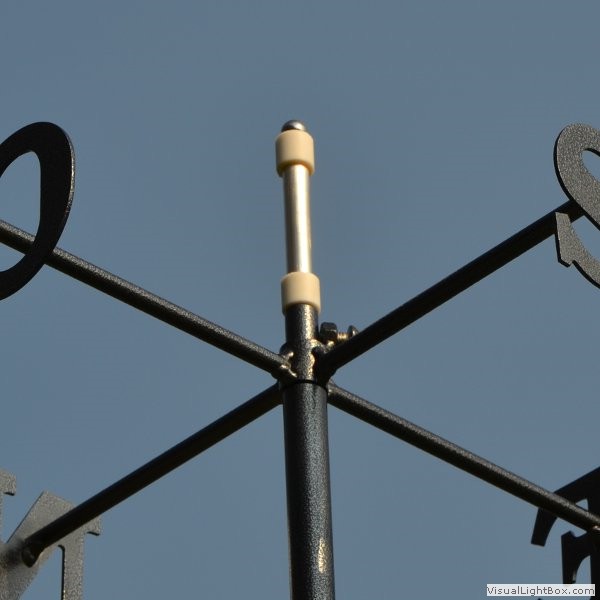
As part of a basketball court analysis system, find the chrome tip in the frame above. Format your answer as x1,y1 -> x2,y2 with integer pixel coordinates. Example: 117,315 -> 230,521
281,120 -> 307,133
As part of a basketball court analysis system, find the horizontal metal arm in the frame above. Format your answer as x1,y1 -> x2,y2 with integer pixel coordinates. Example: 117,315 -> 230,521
317,200 -> 584,377
20,384 -> 281,566
327,383 -> 600,534
0,220 -> 289,378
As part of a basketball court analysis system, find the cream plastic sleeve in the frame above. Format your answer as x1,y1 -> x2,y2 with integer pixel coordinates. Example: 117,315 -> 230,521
276,129 -> 315,176
281,271 -> 321,313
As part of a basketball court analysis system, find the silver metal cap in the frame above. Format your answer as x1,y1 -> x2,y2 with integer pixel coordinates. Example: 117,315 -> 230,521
281,120 -> 307,132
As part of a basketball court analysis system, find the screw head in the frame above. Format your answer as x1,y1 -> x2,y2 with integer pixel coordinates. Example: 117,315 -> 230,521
319,322 -> 339,344
281,120 -> 307,132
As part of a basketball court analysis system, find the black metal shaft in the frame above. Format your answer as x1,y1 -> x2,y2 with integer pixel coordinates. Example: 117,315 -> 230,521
328,384 -> 600,533
318,200 -> 584,378
0,220 -> 289,378
282,304 -> 335,600
21,384 -> 280,566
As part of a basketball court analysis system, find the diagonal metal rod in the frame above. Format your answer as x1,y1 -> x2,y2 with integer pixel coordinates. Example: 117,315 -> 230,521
20,384 -> 281,566
0,220 -> 289,378
317,200 -> 584,378
327,384 -> 600,534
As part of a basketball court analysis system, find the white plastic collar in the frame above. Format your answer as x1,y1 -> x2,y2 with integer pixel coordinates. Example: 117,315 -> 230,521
276,129 -> 315,176
281,271 -> 321,313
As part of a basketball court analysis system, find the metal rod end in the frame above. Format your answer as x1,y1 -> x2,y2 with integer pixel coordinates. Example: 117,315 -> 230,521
281,120 -> 307,132
21,542 -> 41,567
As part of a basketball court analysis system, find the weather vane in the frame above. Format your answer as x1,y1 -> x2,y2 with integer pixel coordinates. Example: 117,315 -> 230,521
0,118 -> 599,599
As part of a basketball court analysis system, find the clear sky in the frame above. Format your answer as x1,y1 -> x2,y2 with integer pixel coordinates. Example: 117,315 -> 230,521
1,2 -> 600,599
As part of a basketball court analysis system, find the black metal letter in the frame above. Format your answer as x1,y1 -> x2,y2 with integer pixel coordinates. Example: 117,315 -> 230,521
532,466 -> 600,590
0,122 -> 74,299
0,470 -> 100,600
554,123 -> 600,287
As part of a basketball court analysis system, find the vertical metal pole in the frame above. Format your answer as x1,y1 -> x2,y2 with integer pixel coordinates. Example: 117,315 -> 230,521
277,121 -> 336,600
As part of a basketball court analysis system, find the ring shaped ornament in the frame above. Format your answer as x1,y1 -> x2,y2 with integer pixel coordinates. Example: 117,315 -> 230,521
0,122 -> 74,299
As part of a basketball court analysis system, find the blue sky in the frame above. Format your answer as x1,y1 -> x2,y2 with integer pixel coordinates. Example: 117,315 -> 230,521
2,2 -> 600,598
